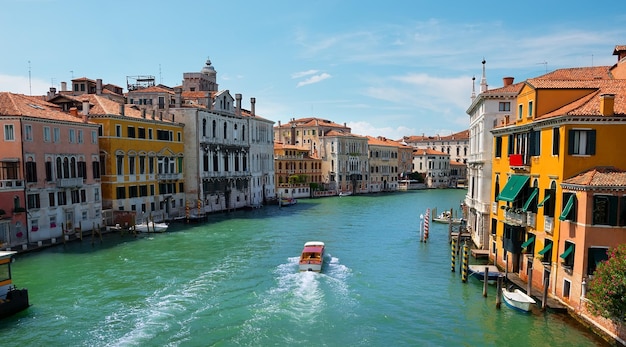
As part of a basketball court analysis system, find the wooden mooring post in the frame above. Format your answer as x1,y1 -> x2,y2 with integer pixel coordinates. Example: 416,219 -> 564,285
483,266 -> 489,297
496,275 -> 503,309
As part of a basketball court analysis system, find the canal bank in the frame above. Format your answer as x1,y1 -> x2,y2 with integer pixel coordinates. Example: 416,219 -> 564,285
2,190 -> 610,346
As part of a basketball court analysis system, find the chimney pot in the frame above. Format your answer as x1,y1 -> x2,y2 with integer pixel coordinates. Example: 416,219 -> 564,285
600,94 -> 615,116
503,77 -> 514,86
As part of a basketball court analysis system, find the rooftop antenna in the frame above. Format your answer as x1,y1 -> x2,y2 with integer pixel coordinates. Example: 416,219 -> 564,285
28,60 -> 32,95
70,70 -> 74,79
536,61 -> 547,73
591,54 -> 594,67
159,64 -> 163,84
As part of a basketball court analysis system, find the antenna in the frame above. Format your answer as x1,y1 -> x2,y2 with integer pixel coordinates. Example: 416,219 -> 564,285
28,60 -> 32,95
536,61 -> 547,73
159,64 -> 162,84
70,70 -> 74,79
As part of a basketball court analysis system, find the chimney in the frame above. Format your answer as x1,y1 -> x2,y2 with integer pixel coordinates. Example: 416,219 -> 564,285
278,120 -> 281,127
47,87 -> 57,100
61,82 -> 67,92
96,79 -> 103,95
600,94 -> 615,116
82,100 -> 90,116
291,123 -> 296,145
235,93 -> 242,117
250,97 -> 256,116
119,104 -> 125,116
70,107 -> 78,116
503,77 -> 514,86
175,88 -> 182,108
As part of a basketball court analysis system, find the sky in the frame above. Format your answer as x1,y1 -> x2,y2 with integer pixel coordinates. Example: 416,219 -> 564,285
2,1 -> 626,140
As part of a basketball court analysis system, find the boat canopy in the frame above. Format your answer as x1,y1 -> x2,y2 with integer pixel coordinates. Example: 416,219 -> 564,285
303,246 -> 323,253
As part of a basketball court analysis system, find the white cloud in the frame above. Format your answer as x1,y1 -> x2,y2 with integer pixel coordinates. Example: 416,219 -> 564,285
347,121 -> 417,140
0,74 -> 50,95
296,73 -> 331,87
291,70 -> 318,79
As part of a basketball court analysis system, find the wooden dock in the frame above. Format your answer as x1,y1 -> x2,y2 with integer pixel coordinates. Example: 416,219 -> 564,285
471,249 -> 490,258
505,272 -> 567,312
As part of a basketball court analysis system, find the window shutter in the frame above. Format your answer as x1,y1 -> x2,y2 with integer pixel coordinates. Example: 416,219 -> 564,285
609,196 -> 618,226
587,130 -> 596,155
568,130 -> 575,154
552,128 -> 560,155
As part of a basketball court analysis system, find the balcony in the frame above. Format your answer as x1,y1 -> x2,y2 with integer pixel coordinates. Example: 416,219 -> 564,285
0,179 -> 24,190
157,173 -> 182,180
526,212 -> 536,229
492,202 -> 498,214
504,209 -> 527,227
509,154 -> 530,171
57,177 -> 83,188
544,217 -> 554,234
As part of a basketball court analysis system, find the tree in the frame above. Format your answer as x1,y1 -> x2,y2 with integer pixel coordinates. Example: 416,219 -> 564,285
586,243 -> 626,322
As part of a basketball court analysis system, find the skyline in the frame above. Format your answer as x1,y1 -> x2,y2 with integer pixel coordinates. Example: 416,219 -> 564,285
2,1 -> 626,140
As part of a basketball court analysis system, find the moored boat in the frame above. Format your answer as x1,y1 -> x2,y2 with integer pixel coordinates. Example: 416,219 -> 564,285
468,265 -> 503,284
299,241 -> 325,272
134,221 -> 169,233
432,211 -> 462,224
502,286 -> 536,312
280,197 -> 297,207
0,251 -> 30,319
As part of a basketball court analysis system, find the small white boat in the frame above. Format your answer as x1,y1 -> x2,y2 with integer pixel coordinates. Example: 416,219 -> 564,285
468,265 -> 503,284
0,251 -> 30,319
280,197 -> 297,207
134,221 -> 169,233
502,286 -> 536,312
338,191 -> 352,197
432,211 -> 462,224
299,241 -> 325,272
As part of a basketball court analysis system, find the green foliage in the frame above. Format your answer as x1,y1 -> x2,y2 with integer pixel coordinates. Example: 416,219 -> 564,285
407,172 -> 424,183
288,174 -> 307,184
586,244 -> 626,322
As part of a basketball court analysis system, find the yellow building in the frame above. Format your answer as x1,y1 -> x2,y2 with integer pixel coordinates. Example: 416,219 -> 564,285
490,46 -> 626,335
274,142 -> 322,198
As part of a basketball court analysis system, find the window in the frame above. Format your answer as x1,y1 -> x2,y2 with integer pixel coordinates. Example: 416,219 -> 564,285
138,128 -> 145,139
27,193 -> 40,209
116,155 -> 124,175
4,124 -> 15,141
44,127 -> 51,142
57,191 -> 67,205
25,161 -> 37,182
139,185 -> 148,197
71,190 -> 80,204
77,160 -> 86,179
560,241 -> 575,269
529,130 -> 541,156
139,156 -> 145,174
148,128 -> 153,139
129,156 -> 135,175
224,122 -> 227,139
92,161 -> 100,179
24,124 -> 32,141
92,130 -> 98,144
495,137 -> 502,158
127,126 -> 135,138
45,161 -> 53,181
116,125 -> 122,137
552,128 -> 560,155
587,247 -> 608,276
116,186 -> 126,199
149,157 -> 154,174
499,102 -> 510,112
80,189 -> 86,203
528,101 -> 533,118
568,129 -> 596,155
559,192 -> 577,222
592,195 -> 618,226
212,120 -> 217,137
129,186 -> 138,198
69,129 -> 76,143
48,192 -> 55,207
94,188 -> 100,202
78,130 -> 84,144
53,128 -> 60,143
517,104 -> 523,120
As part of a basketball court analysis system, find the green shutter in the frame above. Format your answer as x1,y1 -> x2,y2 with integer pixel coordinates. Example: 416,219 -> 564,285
588,130 -> 596,155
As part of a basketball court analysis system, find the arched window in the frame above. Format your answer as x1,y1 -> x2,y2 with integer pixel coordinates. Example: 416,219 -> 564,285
494,175 -> 500,202
70,157 -> 77,178
212,120 -> 217,138
63,157 -> 70,178
56,157 -> 62,179
202,119 -> 207,137
242,125 -> 245,141
223,122 -> 227,139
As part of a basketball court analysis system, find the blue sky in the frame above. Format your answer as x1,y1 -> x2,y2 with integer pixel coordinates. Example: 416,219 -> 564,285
2,1 -> 626,139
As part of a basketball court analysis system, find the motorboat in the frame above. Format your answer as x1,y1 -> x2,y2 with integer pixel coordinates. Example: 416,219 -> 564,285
280,197 -> 297,207
134,221 -> 169,233
432,211 -> 462,224
468,265 -> 503,284
502,286 -> 536,312
299,241 -> 325,272
0,251 -> 29,319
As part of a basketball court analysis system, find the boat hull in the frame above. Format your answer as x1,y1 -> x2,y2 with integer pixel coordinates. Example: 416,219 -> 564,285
502,288 -> 536,312
468,265 -> 502,284
0,288 -> 29,320
299,241 -> 325,272
134,222 -> 169,233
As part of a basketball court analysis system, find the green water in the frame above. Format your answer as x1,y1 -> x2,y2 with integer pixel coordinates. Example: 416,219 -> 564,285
1,190 -> 608,346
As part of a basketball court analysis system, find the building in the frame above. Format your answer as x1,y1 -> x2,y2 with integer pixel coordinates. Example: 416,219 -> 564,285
402,130 -> 470,164
490,45 -> 626,343
465,60 -> 524,249
0,92 -> 101,247
412,148 -> 450,188
319,130 -> 369,195
366,136 -> 404,192
274,142 -> 322,199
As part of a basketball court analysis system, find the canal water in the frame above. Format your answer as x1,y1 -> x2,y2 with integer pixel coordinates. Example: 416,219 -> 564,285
2,190 -> 608,346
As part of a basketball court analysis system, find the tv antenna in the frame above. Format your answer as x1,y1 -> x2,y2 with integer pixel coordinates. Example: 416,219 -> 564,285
536,61 -> 547,73
28,60 -> 32,95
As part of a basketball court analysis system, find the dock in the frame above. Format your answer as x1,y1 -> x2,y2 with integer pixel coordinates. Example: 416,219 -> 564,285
505,272 -> 567,312
470,249 -> 490,258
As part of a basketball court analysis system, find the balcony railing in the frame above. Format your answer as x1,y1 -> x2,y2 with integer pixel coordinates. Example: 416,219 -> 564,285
0,179 -> 24,189
504,209 -> 527,227
544,217 -> 554,234
509,154 -> 530,170
492,202 -> 498,214
57,177 -> 83,188
157,173 -> 183,180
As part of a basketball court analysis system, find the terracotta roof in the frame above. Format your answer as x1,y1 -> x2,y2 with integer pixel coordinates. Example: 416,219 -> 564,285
402,129 -> 469,142
324,129 -> 360,138
182,91 -> 214,99
563,166 -> 626,187
366,136 -> 405,147
482,81 -> 525,95
613,45 -> 626,55
276,117 -> 348,129
0,92 -> 91,123
128,85 -> 174,94
532,66 -> 613,81
413,148 -> 448,156
536,79 -> 626,120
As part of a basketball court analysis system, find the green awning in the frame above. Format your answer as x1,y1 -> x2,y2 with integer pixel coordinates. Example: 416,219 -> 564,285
521,236 -> 535,249
537,194 -> 551,207
559,195 -> 575,221
497,175 -> 530,202
522,188 -> 538,212
560,244 -> 574,259
538,243 -> 553,255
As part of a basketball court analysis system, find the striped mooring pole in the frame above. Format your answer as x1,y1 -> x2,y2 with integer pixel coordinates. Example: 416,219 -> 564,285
461,240 -> 469,283
450,237 -> 457,272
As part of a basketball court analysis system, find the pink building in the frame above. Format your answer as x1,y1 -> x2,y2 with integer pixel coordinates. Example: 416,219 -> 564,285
0,93 -> 102,247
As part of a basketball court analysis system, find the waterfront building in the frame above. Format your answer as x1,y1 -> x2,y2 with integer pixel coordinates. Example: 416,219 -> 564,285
129,59 -> 275,212
465,60 -> 524,249
49,91 -> 186,223
0,92 -> 101,247
490,45 -> 626,342
401,130 -> 469,165
274,142 -> 322,199
366,136 -> 402,192
320,130 -> 369,195
412,148 -> 450,188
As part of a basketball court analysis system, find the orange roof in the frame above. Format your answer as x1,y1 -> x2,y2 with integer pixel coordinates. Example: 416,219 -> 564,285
128,85 -> 174,94
536,79 -> 626,119
482,81 -> 525,95
0,92 -> 92,123
563,166 -> 626,187
276,117 -> 348,129
413,148 -> 448,156
366,135 -> 406,147
532,66 -> 613,81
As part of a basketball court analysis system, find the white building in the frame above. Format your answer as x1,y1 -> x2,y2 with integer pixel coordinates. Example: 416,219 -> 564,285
465,60 -> 523,249
412,148 -> 450,188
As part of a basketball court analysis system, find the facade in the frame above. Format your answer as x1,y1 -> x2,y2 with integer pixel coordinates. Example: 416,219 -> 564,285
0,92 -> 102,246
319,130 -> 369,194
465,61 -> 524,249
402,129 -> 470,164
366,136 -> 401,192
274,143 -> 322,199
412,148 -> 450,188
490,45 -> 626,342
129,59 -> 275,213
